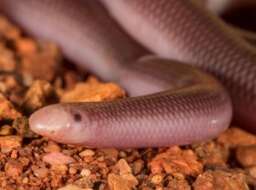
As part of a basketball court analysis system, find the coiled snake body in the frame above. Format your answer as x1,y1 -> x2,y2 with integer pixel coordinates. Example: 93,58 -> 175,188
0,0 -> 255,148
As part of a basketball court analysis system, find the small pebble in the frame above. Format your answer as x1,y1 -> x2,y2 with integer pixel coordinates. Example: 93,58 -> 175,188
0,125 -> 13,135
217,128 -> 256,147
32,166 -> 48,178
132,159 -> 144,175
5,160 -> 23,177
10,150 -> 18,159
22,80 -> 55,112
116,159 -> 132,174
52,164 -> 68,175
151,174 -> 163,185
119,151 -> 127,158
248,166 -> 256,178
149,146 -> 202,176
80,169 -> 91,177
69,167 -> 77,175
236,145 -> 256,167
193,170 -> 248,190
44,141 -> 61,153
43,152 -> 75,165
97,156 -> 105,162
79,149 -> 95,157
100,148 -> 119,162
22,177 -> 29,184
155,187 -> 163,190
61,77 -> 125,103
0,135 -> 22,153
107,159 -> 138,190
58,184 -> 86,190
0,93 -> 22,120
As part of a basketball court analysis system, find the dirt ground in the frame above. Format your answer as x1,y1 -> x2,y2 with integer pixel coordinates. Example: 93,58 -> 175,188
0,16 -> 256,190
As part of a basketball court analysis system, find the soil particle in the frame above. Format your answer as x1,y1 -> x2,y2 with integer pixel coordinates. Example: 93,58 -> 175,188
43,152 -> 76,165
193,170 -> 249,190
149,146 -> 203,176
236,145 -> 256,167
61,77 -> 125,103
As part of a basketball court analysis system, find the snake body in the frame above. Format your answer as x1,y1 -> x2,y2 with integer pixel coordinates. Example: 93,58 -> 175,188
0,0 -> 255,147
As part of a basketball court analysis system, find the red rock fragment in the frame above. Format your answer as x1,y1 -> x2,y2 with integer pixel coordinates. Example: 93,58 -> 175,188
79,149 -> 95,157
108,173 -> 137,190
5,160 -> 23,178
0,125 -> 13,136
19,42 -> 61,82
12,116 -> 36,138
0,75 -> 23,106
58,184 -> 87,190
0,75 -> 19,94
217,128 -> 256,147
149,146 -> 203,176
108,159 -> 138,190
151,174 -> 163,185
51,164 -> 69,175
116,159 -> 132,175
22,80 -> 56,112
193,170 -> 248,190
0,16 -> 21,40
0,136 -> 22,152
0,93 -> 22,120
80,169 -> 91,177
15,38 -> 37,56
61,77 -> 125,103
32,166 -> 49,179
43,141 -> 61,153
166,173 -> 191,190
100,148 -> 119,162
193,141 -> 229,167
236,145 -> 256,167
0,45 -> 16,71
132,159 -> 144,175
43,152 -> 75,165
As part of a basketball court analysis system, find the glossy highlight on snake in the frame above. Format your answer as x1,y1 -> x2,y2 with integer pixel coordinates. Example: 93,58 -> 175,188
0,0 -> 255,148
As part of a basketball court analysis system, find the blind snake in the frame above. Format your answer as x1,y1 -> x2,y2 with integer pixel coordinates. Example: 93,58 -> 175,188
0,0 -> 255,148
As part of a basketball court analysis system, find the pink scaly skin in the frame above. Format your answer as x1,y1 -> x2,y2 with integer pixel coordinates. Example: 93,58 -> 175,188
101,0 -> 256,133
2,0 -> 256,148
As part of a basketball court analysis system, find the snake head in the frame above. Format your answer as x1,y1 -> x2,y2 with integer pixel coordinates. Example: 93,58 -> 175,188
29,104 -> 94,145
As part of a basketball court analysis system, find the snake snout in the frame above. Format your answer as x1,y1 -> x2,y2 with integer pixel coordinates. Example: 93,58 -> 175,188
29,104 -> 92,144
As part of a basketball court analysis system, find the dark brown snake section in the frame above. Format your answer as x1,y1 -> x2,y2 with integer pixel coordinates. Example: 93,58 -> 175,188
1,0 -> 255,148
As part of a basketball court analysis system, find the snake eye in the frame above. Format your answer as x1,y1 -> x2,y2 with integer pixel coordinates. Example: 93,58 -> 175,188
73,113 -> 82,122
